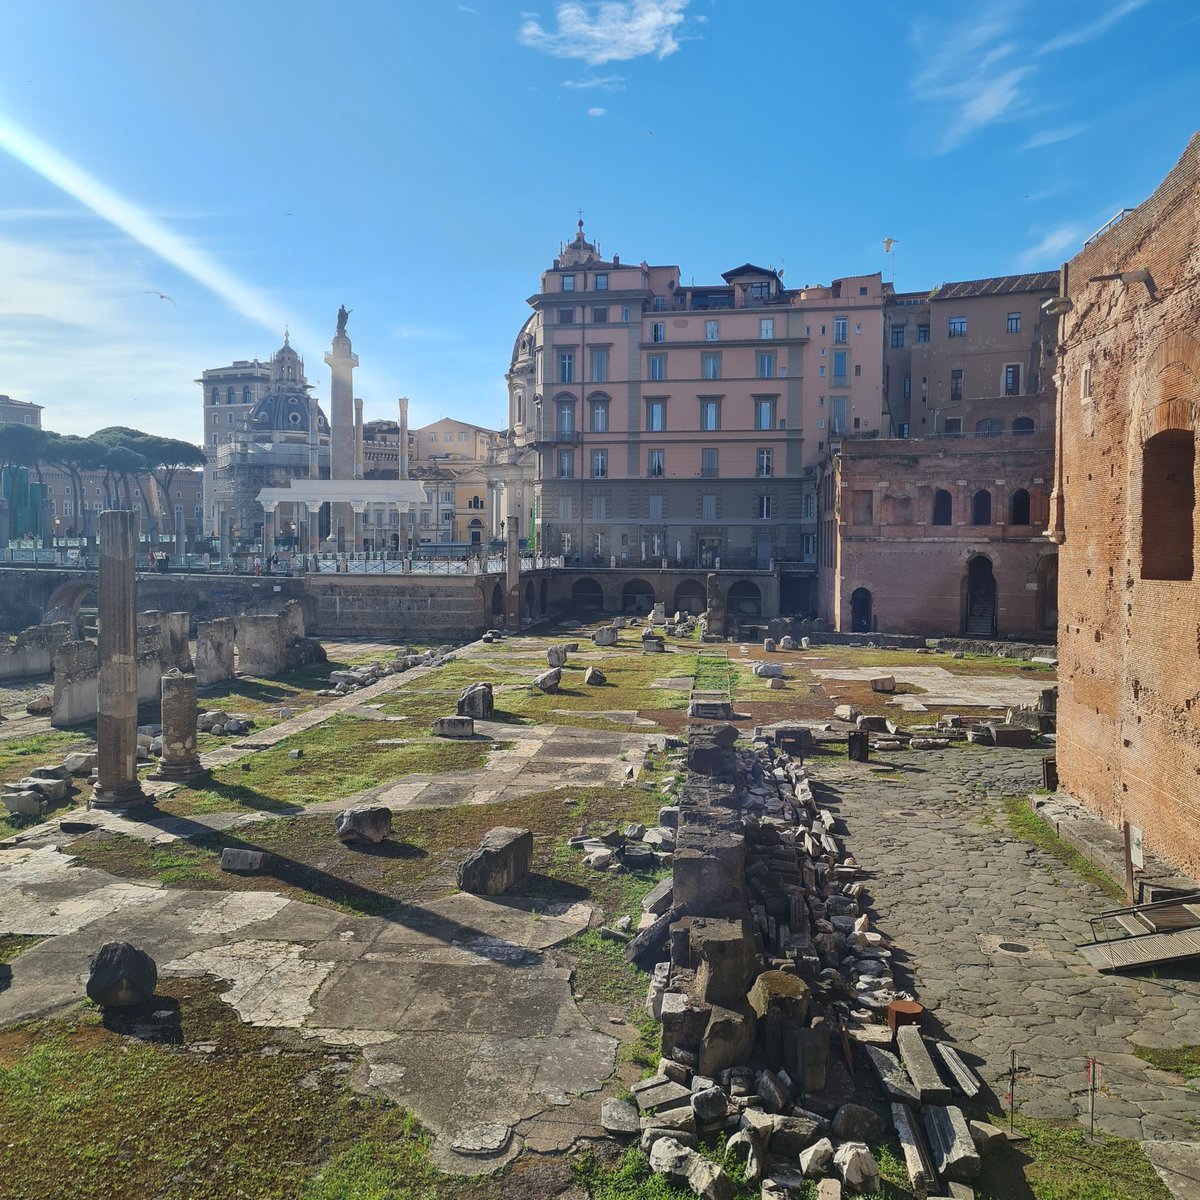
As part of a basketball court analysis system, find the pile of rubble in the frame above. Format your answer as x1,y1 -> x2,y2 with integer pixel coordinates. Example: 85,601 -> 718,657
317,645 -> 458,696
568,817 -> 677,875
2,750 -> 94,819
830,700 -> 1055,754
195,711 -> 256,738
600,725 -> 1001,1198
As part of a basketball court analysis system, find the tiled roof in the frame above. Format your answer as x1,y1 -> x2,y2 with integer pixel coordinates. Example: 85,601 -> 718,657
933,272 -> 1059,299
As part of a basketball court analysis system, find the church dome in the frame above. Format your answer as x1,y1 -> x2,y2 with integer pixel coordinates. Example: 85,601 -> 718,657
248,392 -> 329,434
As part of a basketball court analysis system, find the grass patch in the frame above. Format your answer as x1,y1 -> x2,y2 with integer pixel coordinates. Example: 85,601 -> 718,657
566,928 -> 653,1008
156,715 -> 494,817
1001,798 -> 1125,902
0,978 -> 442,1200
0,934 -> 47,963
1132,1043 -> 1200,1080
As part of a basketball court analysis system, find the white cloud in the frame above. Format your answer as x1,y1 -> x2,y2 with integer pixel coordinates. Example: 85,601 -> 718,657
1039,0 -> 1150,54
587,106 -> 607,117
911,12 -> 1033,152
1018,224 -> 1085,267
458,4 -> 476,11
561,74 -> 627,89
519,1 -> 690,65
1022,124 -> 1087,151
390,324 -> 465,343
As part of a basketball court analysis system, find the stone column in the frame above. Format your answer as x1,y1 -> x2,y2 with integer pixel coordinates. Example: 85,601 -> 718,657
351,501 -> 367,556
263,502 -> 277,560
306,501 -> 322,561
325,329 -> 359,551
93,509 -> 147,808
154,668 -> 202,780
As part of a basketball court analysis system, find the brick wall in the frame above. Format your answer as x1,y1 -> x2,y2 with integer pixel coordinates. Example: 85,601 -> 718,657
1056,132 -> 1200,879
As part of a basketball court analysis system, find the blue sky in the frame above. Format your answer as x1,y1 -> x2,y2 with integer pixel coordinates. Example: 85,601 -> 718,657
0,0 -> 1196,442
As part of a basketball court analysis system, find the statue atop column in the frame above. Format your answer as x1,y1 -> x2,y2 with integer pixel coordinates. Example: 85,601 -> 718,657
336,304 -> 351,337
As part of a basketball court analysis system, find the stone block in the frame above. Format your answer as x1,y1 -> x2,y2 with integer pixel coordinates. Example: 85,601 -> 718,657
220,848 -> 269,873
583,666 -> 607,685
642,877 -> 675,915
698,1003 -> 756,1076
643,637 -> 666,653
923,1105 -> 981,1180
457,682 -> 494,719
600,1097 -> 640,1136
833,1142 -> 880,1195
335,805 -> 393,844
896,1024 -> 953,1104
833,704 -> 858,722
533,668 -> 561,693
870,675 -> 896,693
432,715 -> 475,738
547,645 -> 568,668
195,618 -> 235,687
800,1136 -> 835,1177
690,918 -> 756,1007
16,776 -> 67,802
832,1103 -> 881,1141
747,969 -> 811,1025
86,941 -> 157,1008
2,790 -> 46,818
865,1045 -> 920,1105
457,826 -> 532,895
753,661 -> 784,678
763,639 -> 776,652
593,626 -> 618,646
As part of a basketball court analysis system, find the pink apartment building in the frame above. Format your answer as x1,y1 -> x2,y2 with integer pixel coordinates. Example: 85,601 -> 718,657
508,222 -> 888,613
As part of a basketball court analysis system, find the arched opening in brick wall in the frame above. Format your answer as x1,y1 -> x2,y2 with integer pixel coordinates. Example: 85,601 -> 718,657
523,580 -> 536,619
1010,488 -> 1031,525
490,582 -> 504,619
850,587 -> 873,632
971,489 -> 992,526
727,580 -> 763,617
673,579 -> 706,615
1036,554 -> 1058,630
571,577 -> 604,612
964,556 -> 997,637
1141,429 -> 1195,581
932,489 -> 953,526
1013,417 -> 1036,435
539,578 -> 548,614
622,577 -> 656,612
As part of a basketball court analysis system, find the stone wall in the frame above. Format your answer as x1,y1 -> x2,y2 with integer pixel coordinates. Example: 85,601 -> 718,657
821,435 -> 1057,638
302,575 -> 494,640
1054,133 -> 1200,878
195,617 -> 235,686
0,622 -> 72,681
234,600 -> 324,678
51,639 -> 99,727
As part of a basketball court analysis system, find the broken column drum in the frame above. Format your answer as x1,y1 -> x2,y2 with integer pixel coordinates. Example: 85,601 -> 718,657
155,669 -> 202,780
93,510 -> 147,808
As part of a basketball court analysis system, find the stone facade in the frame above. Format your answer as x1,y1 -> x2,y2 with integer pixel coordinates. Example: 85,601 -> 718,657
1053,133 -> 1200,878
195,617 -> 235,686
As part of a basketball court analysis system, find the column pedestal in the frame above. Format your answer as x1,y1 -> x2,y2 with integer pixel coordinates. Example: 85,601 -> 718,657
153,669 -> 203,781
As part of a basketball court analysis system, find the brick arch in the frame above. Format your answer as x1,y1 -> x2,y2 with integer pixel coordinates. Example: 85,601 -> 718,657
1136,330 -> 1200,443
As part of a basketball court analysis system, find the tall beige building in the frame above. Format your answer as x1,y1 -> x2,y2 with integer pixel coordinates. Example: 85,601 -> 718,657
508,222 -> 889,610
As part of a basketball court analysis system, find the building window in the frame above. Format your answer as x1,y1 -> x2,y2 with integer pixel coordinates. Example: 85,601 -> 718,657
972,489 -> 992,525
652,322 -> 666,343
595,273 -> 608,291
833,316 -> 848,344
1013,417 -> 1035,435
830,395 -> 847,433
756,495 -> 774,519
700,399 -> 720,431
429,433 -> 437,442
556,450 -> 574,478
556,401 -> 575,435
802,532 -> 816,561
647,449 -> 664,477
1010,488 -> 1031,525
756,448 -> 773,477
819,365 -> 826,377
1004,364 -> 1021,395
592,306 -> 608,323
701,494 -> 717,520
950,368 -> 964,402
932,489 -> 953,525
1007,311 -> 1021,334
558,351 -> 574,383
891,327 -> 905,348
589,399 -> 609,432
903,375 -> 911,401
754,398 -> 775,430
442,490 -> 454,502
852,490 -> 874,524
590,348 -> 609,382
648,353 -> 666,381
558,496 -> 572,520
227,387 -> 234,403
242,386 -> 250,403
832,351 -> 848,383
702,352 -> 720,380
854,364 -> 861,377
760,318 -> 774,340
801,492 -> 816,520
1082,363 -> 1093,399
701,447 -> 718,478
591,495 -> 607,519
591,449 -> 608,477
1142,430 -> 1195,580
757,351 -> 775,379
211,388 -> 220,404
918,324 -> 930,343
646,400 -> 665,432
562,275 -> 575,291
705,320 -> 720,341
559,308 -> 574,324
976,418 -> 1003,436
622,306 -> 630,321
948,316 -> 967,337
653,295 -> 666,311
649,494 -> 663,520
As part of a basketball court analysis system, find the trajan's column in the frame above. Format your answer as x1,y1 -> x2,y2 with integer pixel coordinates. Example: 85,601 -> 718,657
325,304 -> 358,552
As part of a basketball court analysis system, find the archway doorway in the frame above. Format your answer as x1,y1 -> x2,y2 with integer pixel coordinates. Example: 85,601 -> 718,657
622,577 -> 656,613
673,580 -> 706,615
469,518 -> 484,546
965,556 -> 997,637
571,577 -> 604,612
491,582 -> 504,620
524,579 -> 536,619
850,587 -> 872,632
726,580 -> 762,618
539,578 -> 548,615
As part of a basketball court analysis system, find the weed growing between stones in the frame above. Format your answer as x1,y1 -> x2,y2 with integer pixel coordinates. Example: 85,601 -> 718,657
1001,797 -> 1125,902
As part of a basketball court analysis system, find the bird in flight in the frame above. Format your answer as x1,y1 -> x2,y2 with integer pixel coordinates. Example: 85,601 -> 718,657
883,237 -> 898,253
143,290 -> 177,306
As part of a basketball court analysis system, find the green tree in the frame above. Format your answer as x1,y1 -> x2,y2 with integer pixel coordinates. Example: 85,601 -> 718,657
0,425 -> 49,541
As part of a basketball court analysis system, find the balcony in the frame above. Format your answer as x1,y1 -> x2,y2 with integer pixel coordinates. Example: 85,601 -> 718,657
830,374 -> 850,388
531,429 -> 581,446
700,466 -> 719,478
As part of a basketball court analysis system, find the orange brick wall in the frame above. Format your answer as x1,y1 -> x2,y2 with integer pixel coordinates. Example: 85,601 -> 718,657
1055,132 -> 1200,879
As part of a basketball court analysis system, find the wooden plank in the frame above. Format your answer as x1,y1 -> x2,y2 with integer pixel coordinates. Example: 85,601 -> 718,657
1078,927 -> 1200,972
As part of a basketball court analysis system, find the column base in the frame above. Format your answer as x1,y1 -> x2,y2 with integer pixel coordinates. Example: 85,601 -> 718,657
151,759 -> 204,782
91,781 -> 150,809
